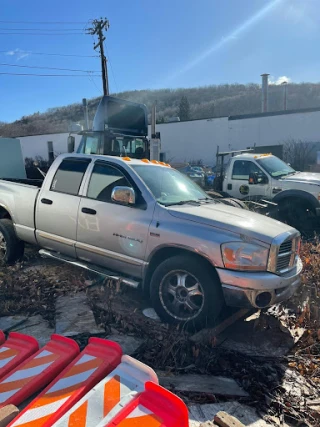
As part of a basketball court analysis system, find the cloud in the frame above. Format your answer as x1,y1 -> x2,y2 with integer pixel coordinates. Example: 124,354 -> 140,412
4,48 -> 30,61
269,75 -> 291,85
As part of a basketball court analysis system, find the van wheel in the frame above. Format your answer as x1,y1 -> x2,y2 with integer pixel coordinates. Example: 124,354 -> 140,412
0,219 -> 24,265
150,255 -> 223,329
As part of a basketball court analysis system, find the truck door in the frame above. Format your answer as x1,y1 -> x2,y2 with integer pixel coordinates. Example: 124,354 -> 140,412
76,160 -> 154,278
35,157 -> 91,257
227,160 -> 271,200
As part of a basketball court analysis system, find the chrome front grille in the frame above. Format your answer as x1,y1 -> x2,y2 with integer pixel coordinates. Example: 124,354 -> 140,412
277,240 -> 292,272
276,238 -> 297,274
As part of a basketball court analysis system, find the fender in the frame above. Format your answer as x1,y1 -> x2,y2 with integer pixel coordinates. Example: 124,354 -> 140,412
273,189 -> 320,210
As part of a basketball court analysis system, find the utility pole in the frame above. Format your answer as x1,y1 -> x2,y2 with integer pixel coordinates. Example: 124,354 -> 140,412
87,18 -> 110,95
82,98 -> 89,130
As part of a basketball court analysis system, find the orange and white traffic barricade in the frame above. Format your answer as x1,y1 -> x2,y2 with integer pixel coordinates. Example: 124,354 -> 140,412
8,338 -> 122,427
52,355 -> 158,427
0,331 -> 5,345
0,334 -> 79,408
0,333 -> 39,380
107,381 -> 189,427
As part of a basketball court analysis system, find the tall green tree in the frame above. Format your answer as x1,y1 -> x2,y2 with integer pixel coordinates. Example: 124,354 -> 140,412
179,96 -> 190,121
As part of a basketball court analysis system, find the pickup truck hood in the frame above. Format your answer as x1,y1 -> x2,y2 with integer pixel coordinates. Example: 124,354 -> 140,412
282,172 -> 320,185
168,202 -> 294,244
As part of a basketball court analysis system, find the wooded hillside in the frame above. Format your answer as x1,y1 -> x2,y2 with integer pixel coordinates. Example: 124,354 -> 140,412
1,82 -> 320,137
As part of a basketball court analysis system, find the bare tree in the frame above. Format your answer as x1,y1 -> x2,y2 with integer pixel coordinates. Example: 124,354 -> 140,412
283,139 -> 316,171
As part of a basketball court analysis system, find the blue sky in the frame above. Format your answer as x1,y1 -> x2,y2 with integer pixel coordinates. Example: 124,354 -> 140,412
0,0 -> 319,122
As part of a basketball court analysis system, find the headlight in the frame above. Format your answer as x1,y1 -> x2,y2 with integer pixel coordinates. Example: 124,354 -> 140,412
221,242 -> 269,271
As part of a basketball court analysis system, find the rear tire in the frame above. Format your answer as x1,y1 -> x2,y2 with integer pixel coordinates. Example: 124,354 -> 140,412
0,219 -> 24,265
150,255 -> 223,330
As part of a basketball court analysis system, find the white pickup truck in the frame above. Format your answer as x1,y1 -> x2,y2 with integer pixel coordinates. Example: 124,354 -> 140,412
0,153 -> 302,328
218,152 -> 320,231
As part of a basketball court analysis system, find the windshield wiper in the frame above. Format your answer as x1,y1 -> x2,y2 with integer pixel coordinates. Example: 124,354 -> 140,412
278,171 -> 297,178
164,200 -> 201,207
285,171 -> 297,176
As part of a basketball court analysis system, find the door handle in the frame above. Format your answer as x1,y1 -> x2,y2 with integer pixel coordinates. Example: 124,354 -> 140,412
81,207 -> 97,215
41,198 -> 53,205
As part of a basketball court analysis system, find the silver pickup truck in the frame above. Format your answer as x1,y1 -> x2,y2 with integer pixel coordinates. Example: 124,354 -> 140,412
0,153 -> 302,328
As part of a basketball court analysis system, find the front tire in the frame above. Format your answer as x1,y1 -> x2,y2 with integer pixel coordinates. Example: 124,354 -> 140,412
150,255 -> 223,329
278,200 -> 317,236
0,219 -> 24,265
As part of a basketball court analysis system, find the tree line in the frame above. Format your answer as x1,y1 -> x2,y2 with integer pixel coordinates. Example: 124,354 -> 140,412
1,82 -> 320,137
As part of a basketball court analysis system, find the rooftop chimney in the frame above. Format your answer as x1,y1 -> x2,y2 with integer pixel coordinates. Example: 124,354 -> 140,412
261,73 -> 269,113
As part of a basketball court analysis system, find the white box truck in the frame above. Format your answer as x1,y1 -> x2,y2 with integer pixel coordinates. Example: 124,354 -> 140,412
0,138 -> 26,179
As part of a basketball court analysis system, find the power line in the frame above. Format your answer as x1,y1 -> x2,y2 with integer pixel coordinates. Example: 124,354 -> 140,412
0,72 -> 101,77
88,74 -> 103,95
0,28 -> 85,31
104,42 -> 119,93
0,50 -> 97,58
0,21 -> 88,24
0,32 -> 84,36
0,62 -> 100,73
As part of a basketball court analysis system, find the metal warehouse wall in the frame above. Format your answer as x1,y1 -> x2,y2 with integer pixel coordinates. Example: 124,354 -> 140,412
18,109 -> 320,165
19,133 -> 82,160
228,110 -> 320,151
152,118 -> 228,165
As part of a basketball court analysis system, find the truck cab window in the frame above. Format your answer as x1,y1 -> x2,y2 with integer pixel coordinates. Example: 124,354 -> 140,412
232,160 -> 265,181
84,136 -> 99,155
51,159 -> 90,195
87,163 -> 132,203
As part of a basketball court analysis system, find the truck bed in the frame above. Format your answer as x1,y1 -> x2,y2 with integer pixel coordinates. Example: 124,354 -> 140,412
0,179 -> 40,244
1,178 -> 43,188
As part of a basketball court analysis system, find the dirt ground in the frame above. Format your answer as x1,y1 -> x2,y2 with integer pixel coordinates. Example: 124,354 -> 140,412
1,243 -> 320,426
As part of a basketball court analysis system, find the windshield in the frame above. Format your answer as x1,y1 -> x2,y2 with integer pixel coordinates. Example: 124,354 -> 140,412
131,165 -> 209,206
78,133 -> 147,159
256,156 -> 296,178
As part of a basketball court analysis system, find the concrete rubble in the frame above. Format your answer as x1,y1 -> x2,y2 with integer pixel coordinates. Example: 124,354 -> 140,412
188,402 -> 270,427
191,311 -> 305,358
11,315 -> 54,347
106,333 -> 143,355
55,293 -> 104,337
158,374 -> 249,398
0,405 -> 19,427
0,316 -> 27,332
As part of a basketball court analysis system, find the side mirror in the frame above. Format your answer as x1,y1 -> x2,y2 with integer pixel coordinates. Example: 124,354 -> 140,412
67,136 -> 75,153
248,172 -> 258,185
111,186 -> 135,205
260,175 -> 269,184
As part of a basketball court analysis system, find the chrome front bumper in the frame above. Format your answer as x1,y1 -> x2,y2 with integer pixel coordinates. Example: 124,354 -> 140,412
216,257 -> 302,309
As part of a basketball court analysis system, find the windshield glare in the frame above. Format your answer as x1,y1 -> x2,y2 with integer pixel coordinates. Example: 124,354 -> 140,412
131,165 -> 209,205
256,156 -> 295,178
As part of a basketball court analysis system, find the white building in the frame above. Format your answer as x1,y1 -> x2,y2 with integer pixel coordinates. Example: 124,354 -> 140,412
18,106 -> 320,166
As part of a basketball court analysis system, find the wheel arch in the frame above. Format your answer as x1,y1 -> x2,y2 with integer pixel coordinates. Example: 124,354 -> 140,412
273,189 -> 318,212
143,245 -> 221,296
0,205 -> 12,220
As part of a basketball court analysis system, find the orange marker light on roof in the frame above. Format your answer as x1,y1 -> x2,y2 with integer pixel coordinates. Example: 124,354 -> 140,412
151,160 -> 159,164
160,162 -> 166,166
122,157 -> 131,161
141,158 -> 150,163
